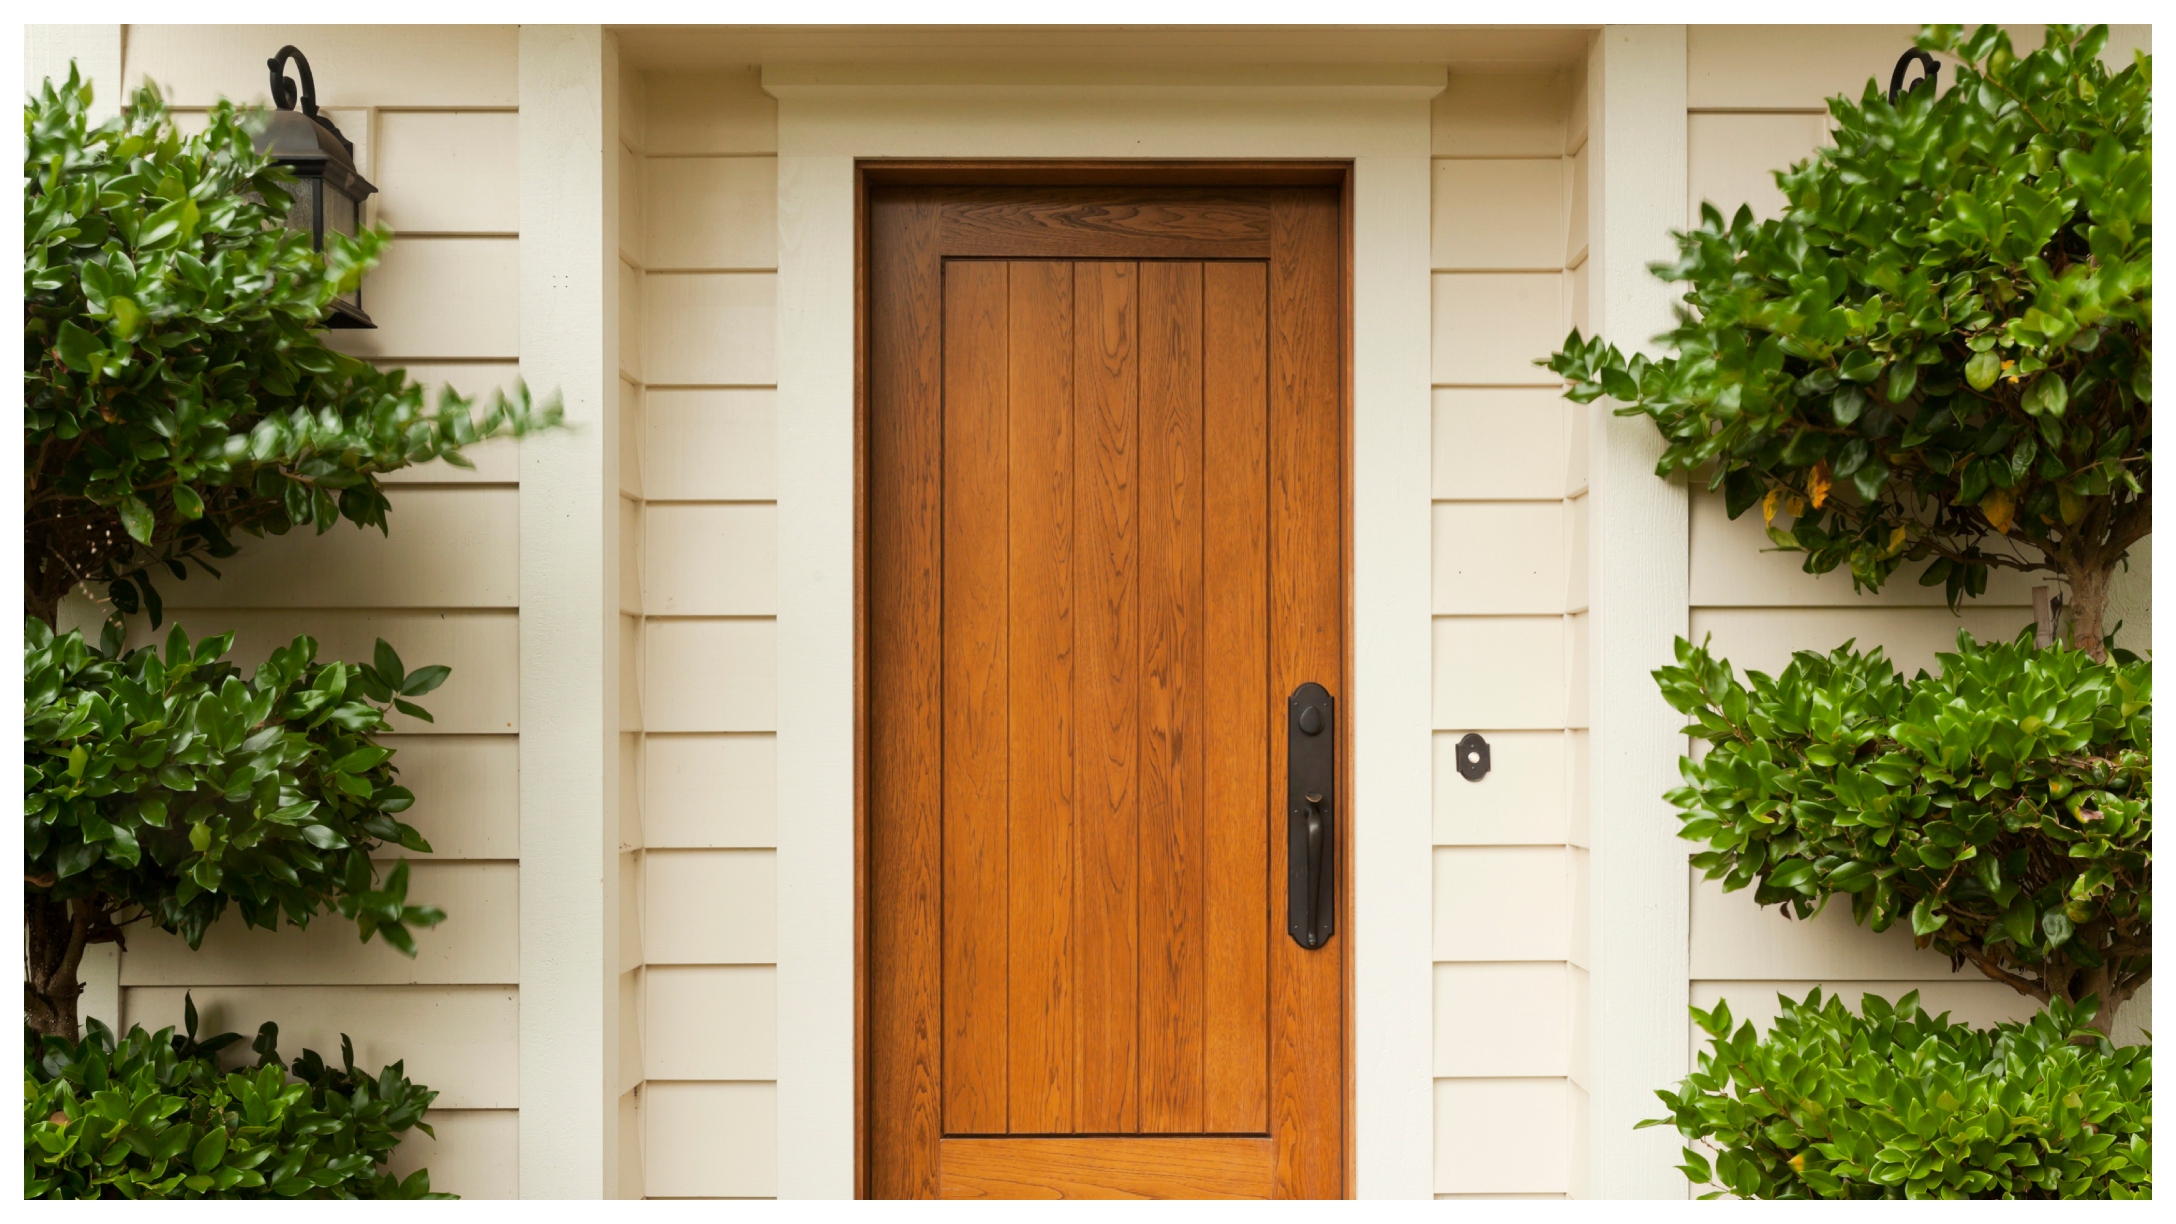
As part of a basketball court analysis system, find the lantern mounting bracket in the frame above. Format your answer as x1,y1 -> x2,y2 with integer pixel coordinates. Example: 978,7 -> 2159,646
267,45 -> 354,156
1887,48 -> 1941,104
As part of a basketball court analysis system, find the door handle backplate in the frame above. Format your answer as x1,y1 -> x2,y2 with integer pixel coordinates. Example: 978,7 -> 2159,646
1287,682 -> 1336,949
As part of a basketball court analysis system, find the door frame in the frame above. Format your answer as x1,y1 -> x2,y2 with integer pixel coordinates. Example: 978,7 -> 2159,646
773,72 -> 1440,1196
852,163 -> 1355,1198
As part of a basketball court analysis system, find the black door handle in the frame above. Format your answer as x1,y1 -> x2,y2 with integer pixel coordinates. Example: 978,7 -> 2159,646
1287,682 -> 1335,949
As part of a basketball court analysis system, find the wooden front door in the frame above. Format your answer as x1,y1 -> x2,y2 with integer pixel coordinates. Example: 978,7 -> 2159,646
864,179 -> 1345,1199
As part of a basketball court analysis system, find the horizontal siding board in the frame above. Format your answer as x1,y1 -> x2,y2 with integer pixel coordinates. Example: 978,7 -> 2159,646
1433,158 -> 1565,270
620,258 -> 644,381
128,610 -> 519,734
644,1081 -> 777,1198
643,618 -> 777,732
644,504 -> 778,615
165,487 -> 518,609
643,70 -> 777,155
646,965 -> 778,1080
1432,1078 -> 1569,1195
326,238 -> 520,361
375,111 -> 520,235
379,734 -> 519,859
644,849 -> 777,964
1433,502 -> 1567,615
645,156 -> 777,269
375,362 -> 523,484
1687,25 -> 1919,110
122,985 -> 517,1108
1431,272 -> 1564,386
1430,71 -> 1568,157
1690,869 -> 1991,980
1690,980 -> 2153,1053
1433,616 -> 1566,730
123,24 -> 518,107
385,1109 -> 518,1200
1434,963 -> 1569,1077
645,733 -> 778,848
1689,606 -> 2034,681
1690,490 -> 2039,608
1687,111 -> 1829,226
643,273 -> 777,386
1433,730 -> 1567,847
1434,847 -> 1569,961
1432,389 -> 1571,501
644,389 -> 779,500
121,862 -> 516,986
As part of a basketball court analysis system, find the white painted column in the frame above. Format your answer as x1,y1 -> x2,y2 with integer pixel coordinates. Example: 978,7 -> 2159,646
772,150 -> 859,1198
1351,149 -> 1438,1200
1584,25 -> 1691,1199
25,24 -> 124,120
518,24 -> 622,1200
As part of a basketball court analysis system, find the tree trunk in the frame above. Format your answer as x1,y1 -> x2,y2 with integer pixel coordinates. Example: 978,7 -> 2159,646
2062,559 -> 2115,664
24,893 -> 87,1042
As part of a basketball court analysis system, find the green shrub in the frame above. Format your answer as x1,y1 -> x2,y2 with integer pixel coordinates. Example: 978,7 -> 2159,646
1645,990 -> 2151,1198
1545,25 -> 2150,661
24,620 -> 447,1033
24,998 -> 448,1198
23,68 -> 557,628
1658,629 -> 2149,1030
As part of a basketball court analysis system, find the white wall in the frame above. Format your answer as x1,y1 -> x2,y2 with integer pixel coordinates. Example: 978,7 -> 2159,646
1680,24 -> 2153,1056
107,24 -> 525,1200
1426,65 -> 1590,1200
618,66 -> 782,1200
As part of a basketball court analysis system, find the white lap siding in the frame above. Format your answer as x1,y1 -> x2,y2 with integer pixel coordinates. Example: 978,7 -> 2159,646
620,67 -> 783,1200
1427,65 -> 1590,1199
106,25 -> 524,1199
1681,25 -> 2154,1060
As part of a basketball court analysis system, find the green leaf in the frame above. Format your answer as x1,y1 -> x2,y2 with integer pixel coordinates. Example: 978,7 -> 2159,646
117,496 -> 155,544
54,319 -> 102,372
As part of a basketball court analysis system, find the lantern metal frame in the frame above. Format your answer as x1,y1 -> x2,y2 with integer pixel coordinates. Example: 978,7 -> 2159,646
254,45 -> 378,328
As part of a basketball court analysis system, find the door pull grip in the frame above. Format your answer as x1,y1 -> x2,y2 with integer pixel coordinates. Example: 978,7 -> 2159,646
1287,683 -> 1336,949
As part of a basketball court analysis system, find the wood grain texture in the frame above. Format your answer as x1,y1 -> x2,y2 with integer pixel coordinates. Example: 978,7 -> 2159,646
941,1138 -> 1276,1199
1072,261 -> 1142,1135
1005,261 -> 1077,1134
941,258 -> 1010,1136
866,178 -> 1347,1198
863,161 -> 1348,188
1138,260 -> 1207,1134
1201,260 -> 1271,1134
1267,188 -> 1346,1199
943,190 -> 1269,259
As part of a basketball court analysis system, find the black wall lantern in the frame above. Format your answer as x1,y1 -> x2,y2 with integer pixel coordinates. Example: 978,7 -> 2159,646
253,46 -> 377,328
1887,48 -> 1941,104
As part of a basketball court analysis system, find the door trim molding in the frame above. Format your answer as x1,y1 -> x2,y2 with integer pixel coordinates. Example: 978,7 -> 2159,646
774,76 -> 1439,1198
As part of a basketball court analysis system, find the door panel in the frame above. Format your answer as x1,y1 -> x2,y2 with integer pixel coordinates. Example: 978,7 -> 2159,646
868,184 -> 1344,1198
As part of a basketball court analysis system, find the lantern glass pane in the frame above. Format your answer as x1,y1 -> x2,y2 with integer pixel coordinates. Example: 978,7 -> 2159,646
323,186 -> 358,244
276,178 -> 317,242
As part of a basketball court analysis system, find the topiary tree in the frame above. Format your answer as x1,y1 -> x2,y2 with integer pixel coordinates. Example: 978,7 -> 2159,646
1546,24 -> 2149,662
1658,630 -> 2149,1034
22,69 -> 557,1043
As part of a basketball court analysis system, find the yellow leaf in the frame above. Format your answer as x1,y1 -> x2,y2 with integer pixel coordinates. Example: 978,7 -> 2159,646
1981,487 -> 2016,534
1808,461 -> 1833,510
1789,1153 -> 1806,1172
1763,488 -> 1782,525
1784,495 -> 1806,519
1885,523 -> 1908,557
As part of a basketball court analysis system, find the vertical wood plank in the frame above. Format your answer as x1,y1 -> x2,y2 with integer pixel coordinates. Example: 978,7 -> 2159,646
1006,260 -> 1076,1134
1201,261 -> 1271,1134
1072,261 -> 1141,1135
866,191 -> 945,1196
942,259 -> 1010,1135
1268,190 -> 1345,1196
1138,260 -> 1207,1134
